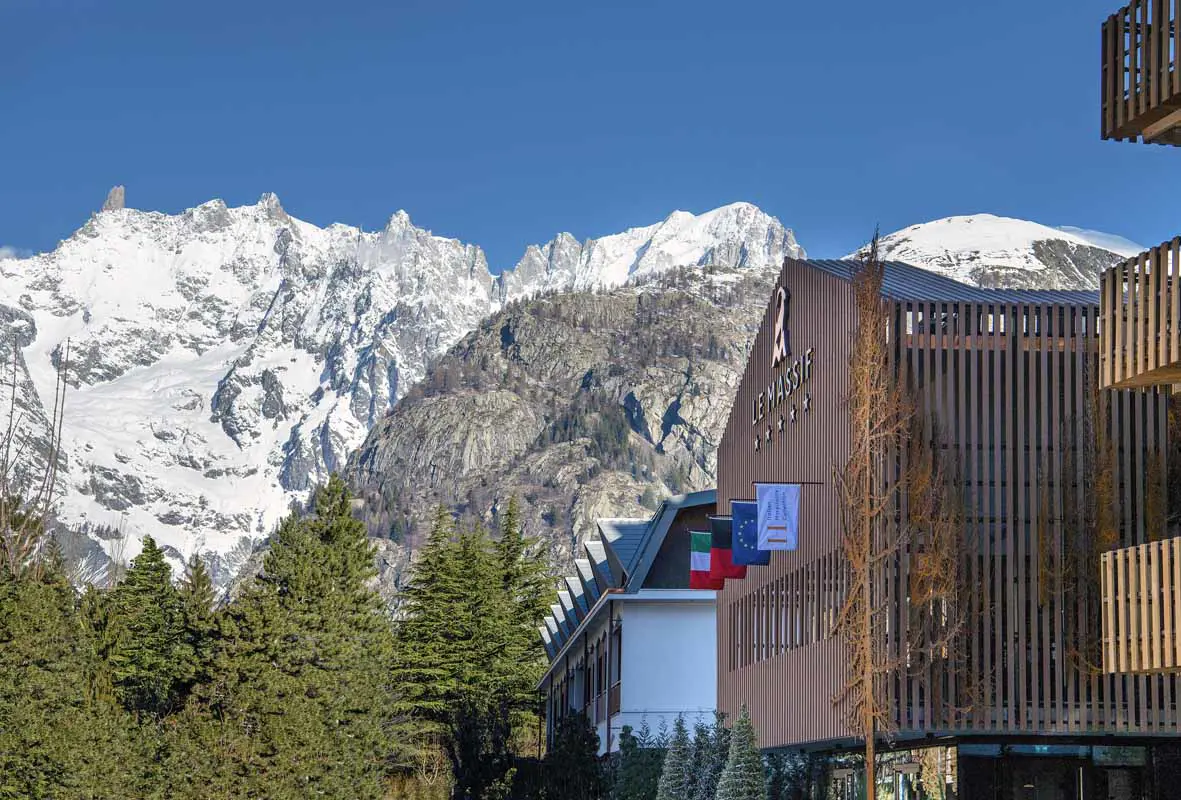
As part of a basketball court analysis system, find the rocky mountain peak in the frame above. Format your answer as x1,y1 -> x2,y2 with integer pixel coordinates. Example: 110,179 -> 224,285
101,185 -> 125,212
3,195 -> 800,585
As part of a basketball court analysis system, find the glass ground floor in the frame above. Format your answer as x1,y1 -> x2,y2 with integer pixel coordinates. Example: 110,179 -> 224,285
814,739 -> 1181,800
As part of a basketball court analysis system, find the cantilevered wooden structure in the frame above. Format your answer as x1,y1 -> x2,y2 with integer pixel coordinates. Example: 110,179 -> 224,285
1102,0 -> 1181,145
1098,2 -> 1181,688
1100,238 -> 1181,389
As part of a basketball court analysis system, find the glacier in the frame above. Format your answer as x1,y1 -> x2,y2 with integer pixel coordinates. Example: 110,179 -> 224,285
0,192 -> 804,583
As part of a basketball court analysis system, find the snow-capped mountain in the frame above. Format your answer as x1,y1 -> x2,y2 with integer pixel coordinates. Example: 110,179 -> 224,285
851,214 -> 1140,290
0,191 -> 803,583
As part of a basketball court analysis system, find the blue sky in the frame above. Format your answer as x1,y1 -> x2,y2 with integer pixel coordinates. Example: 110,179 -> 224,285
2,0 -> 1176,269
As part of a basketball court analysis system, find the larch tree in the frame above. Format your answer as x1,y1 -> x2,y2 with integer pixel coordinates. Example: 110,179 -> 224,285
832,232 -> 911,792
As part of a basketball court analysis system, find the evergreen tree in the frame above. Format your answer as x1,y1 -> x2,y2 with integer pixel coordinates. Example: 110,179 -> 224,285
613,722 -> 665,800
0,560 -> 147,799
715,707 -> 766,800
655,715 -> 692,800
493,496 -> 550,735
690,718 -> 712,800
178,551 -> 217,685
543,712 -> 604,800
397,504 -> 551,799
105,535 -> 194,716
171,476 -> 400,799
693,711 -> 730,800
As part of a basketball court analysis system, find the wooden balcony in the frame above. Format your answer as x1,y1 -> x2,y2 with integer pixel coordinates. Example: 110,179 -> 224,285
1099,237 -> 1181,388
1102,0 -> 1181,144
1102,538 -> 1181,673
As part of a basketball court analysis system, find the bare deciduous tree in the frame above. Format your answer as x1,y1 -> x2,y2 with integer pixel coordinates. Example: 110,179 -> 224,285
833,232 -> 910,792
833,235 -> 976,791
0,340 -> 69,578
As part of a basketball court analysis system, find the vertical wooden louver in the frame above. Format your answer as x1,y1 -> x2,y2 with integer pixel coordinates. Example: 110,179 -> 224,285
716,258 -> 1177,750
1102,0 -> 1181,145
1100,238 -> 1181,389
1103,539 -> 1181,673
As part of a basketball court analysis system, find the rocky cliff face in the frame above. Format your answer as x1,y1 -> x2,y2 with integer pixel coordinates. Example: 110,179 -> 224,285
0,192 -> 802,584
345,265 -> 776,572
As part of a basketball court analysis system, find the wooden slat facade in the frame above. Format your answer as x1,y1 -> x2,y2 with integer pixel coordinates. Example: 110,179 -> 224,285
1102,0 -> 1181,145
1100,237 -> 1181,389
716,258 -> 1177,750
1103,539 -> 1181,673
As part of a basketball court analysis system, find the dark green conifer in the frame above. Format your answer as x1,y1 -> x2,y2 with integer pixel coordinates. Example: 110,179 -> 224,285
655,715 -> 692,800
105,535 -> 193,716
173,475 -> 399,799
543,712 -> 604,800
715,706 -> 767,800
178,551 -> 217,685
693,711 -> 730,800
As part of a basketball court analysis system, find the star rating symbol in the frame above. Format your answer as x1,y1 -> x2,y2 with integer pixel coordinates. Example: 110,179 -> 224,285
754,435 -> 760,452
803,393 -> 812,414
777,415 -> 785,432
790,404 -> 797,424
765,427 -> 772,446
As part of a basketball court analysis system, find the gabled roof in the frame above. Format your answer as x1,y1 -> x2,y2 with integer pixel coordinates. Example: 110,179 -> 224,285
557,590 -> 576,619
805,259 -> 1100,306
564,576 -> 589,620
575,558 -> 600,603
584,540 -> 616,590
550,603 -> 570,637
623,489 -> 716,593
597,518 -> 649,580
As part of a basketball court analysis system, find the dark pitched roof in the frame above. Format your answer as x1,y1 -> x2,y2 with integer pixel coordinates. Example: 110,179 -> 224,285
805,259 -> 1100,306
598,518 -> 649,580
624,489 -> 717,593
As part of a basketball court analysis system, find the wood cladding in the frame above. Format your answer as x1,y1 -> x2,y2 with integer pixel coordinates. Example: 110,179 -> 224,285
1100,238 -> 1181,388
716,258 -> 1177,750
1102,0 -> 1181,145
1102,539 -> 1181,673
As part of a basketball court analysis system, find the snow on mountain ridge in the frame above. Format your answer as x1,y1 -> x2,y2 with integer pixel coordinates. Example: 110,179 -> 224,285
0,192 -> 802,584
849,214 -> 1131,290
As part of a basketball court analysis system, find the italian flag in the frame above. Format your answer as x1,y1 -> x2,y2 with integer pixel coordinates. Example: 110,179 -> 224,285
690,530 -> 724,590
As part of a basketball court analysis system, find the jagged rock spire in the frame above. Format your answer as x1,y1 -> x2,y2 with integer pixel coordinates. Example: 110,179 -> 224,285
101,185 -> 126,212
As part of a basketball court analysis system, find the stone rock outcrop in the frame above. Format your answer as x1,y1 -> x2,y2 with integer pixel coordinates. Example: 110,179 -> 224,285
101,185 -> 125,212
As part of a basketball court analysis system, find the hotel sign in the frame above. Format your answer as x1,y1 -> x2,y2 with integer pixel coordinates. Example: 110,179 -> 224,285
753,282 -> 814,447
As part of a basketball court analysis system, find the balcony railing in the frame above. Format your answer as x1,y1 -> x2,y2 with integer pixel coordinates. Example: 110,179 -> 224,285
1099,237 -> 1181,388
1102,538 -> 1181,673
1102,0 -> 1181,144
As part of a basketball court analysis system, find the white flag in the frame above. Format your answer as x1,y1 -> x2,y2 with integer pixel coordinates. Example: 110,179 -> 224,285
755,483 -> 800,551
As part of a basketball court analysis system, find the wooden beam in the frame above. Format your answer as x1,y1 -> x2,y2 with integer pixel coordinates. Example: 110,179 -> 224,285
1142,104 -> 1181,139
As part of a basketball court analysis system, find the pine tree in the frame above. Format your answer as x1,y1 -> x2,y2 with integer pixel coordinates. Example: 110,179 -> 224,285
105,535 -> 194,716
0,559 -> 147,798
655,715 -> 692,800
715,707 -> 767,800
178,551 -> 216,686
693,711 -> 730,800
172,475 -> 400,799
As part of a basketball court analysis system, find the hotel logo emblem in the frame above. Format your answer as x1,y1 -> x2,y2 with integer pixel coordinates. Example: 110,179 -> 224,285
771,286 -> 791,367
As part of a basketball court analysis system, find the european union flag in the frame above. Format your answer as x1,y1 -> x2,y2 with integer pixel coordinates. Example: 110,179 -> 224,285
731,500 -> 769,566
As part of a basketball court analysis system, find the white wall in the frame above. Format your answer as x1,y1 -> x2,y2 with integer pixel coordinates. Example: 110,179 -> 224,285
612,599 -> 716,750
